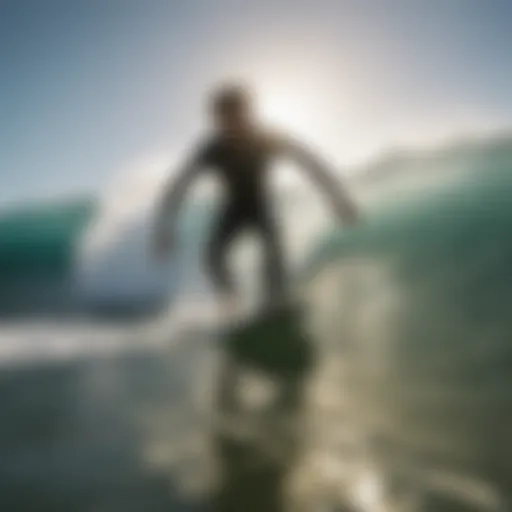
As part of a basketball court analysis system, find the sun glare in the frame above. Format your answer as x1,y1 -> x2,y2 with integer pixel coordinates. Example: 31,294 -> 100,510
260,89 -> 313,132
214,41 -> 375,166
258,79 -> 333,142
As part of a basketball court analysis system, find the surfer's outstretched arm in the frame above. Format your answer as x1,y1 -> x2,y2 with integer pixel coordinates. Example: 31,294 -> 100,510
153,152 -> 204,258
283,138 -> 360,224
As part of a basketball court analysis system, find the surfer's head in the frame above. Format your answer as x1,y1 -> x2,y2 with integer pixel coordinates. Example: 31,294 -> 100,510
209,82 -> 255,135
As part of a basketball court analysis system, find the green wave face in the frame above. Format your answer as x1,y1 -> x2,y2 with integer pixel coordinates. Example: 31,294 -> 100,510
305,143 -> 512,499
0,199 -> 95,282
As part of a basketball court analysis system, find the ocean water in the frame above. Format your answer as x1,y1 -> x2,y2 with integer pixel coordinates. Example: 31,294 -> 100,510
303,143 -> 512,509
0,134 -> 511,510
0,199 -> 94,315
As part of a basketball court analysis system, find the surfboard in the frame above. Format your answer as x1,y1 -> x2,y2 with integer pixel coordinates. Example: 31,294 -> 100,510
221,302 -> 315,379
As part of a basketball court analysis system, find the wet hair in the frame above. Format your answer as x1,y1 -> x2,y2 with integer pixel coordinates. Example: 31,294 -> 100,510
210,83 -> 253,117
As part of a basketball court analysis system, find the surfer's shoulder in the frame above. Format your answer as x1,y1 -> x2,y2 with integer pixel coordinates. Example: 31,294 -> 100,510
193,134 -> 222,164
259,127 -> 292,153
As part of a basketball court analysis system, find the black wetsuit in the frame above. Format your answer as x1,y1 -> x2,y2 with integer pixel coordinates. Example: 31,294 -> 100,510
197,131 -> 286,298
163,128 -> 348,299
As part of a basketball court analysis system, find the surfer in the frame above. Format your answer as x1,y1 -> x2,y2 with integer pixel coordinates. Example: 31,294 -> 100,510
153,83 -> 360,311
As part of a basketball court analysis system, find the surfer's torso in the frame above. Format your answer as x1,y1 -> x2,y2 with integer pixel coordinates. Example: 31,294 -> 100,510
198,129 -> 284,208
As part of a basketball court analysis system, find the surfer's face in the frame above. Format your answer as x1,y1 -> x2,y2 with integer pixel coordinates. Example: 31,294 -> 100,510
213,101 -> 254,136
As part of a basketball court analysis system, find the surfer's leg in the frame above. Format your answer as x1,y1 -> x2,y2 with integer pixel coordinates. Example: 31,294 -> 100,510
206,204 -> 244,301
255,208 -> 288,302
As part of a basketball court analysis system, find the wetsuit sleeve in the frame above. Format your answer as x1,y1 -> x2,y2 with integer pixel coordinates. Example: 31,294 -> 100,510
155,140 -> 213,232
279,135 -> 360,223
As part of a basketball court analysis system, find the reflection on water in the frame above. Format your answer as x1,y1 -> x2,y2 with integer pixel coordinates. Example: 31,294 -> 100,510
305,163 -> 512,511
0,267 -> 510,512
0,312 -> 381,512
0,350 -> 210,511
0,319 -> 309,512
211,307 -> 312,512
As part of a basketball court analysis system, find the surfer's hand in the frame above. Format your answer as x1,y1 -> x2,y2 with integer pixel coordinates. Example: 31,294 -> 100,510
153,230 -> 176,262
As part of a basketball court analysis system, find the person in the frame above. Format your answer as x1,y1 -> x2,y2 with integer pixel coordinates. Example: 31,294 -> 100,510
153,83 -> 360,314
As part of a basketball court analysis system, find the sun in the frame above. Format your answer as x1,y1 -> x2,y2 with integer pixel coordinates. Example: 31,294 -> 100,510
256,79 -> 377,167
258,84 -> 322,137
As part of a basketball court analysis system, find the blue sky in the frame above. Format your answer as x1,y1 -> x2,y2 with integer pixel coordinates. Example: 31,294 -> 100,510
2,0 -> 512,205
